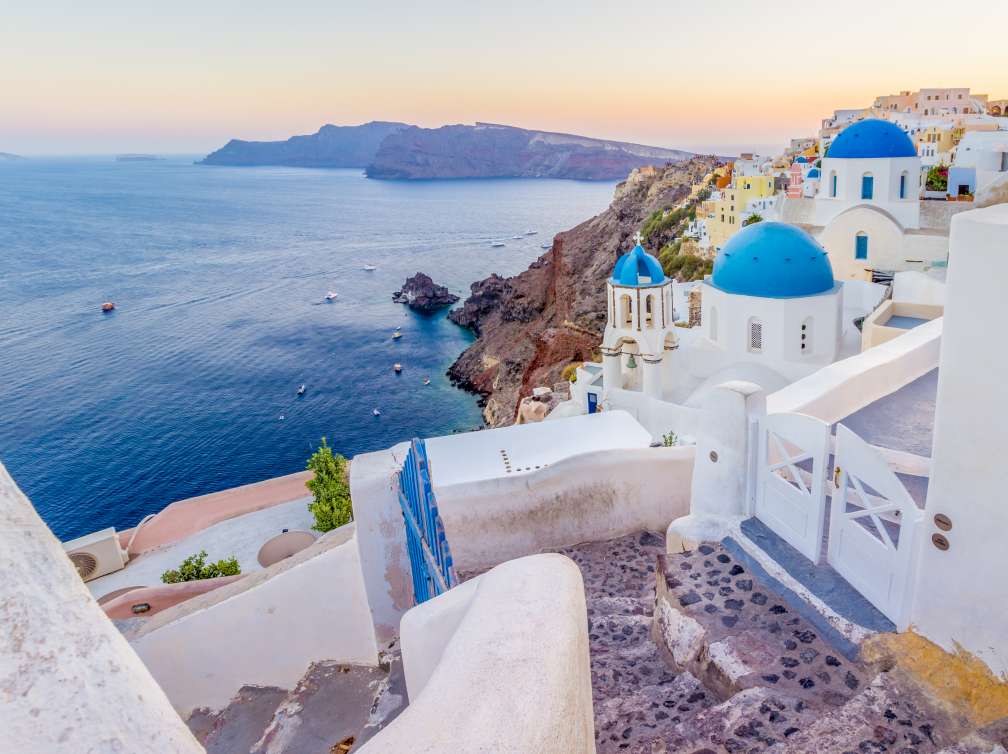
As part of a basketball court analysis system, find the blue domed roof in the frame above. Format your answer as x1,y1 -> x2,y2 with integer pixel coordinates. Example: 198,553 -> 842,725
806,167 -> 821,178
611,243 -> 667,287
795,156 -> 808,164
827,119 -> 917,159
712,222 -> 834,298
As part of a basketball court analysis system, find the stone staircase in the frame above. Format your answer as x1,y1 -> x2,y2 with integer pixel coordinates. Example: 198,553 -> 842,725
554,533 -> 1007,754
186,648 -> 406,754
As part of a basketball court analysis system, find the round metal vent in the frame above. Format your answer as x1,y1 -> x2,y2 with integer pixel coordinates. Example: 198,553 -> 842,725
70,551 -> 98,579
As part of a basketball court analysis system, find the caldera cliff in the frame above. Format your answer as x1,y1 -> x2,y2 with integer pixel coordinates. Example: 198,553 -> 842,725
447,156 -> 722,426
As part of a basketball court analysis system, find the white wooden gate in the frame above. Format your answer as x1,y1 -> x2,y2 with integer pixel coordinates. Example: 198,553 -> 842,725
827,424 -> 922,630
755,412 -> 831,563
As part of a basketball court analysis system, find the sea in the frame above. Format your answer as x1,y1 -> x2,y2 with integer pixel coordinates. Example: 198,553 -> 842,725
0,156 -> 615,540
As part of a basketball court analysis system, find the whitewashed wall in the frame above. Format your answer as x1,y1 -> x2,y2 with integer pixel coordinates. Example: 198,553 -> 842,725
912,204 -> 1008,678
0,463 -> 203,754
358,554 -> 595,754
130,528 -> 379,716
435,445 -> 695,574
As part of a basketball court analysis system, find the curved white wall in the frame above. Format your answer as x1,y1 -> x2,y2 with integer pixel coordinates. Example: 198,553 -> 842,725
358,554 -> 595,754
435,445 -> 695,574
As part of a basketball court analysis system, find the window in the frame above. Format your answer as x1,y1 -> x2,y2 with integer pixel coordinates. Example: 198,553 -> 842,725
644,294 -> 655,328
861,173 -> 874,200
709,306 -> 718,342
748,318 -> 763,353
899,172 -> 907,199
855,233 -> 868,260
830,173 -> 838,197
801,317 -> 813,355
620,294 -> 633,326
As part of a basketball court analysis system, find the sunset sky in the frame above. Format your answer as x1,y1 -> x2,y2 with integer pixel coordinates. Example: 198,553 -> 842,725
4,0 -> 1007,156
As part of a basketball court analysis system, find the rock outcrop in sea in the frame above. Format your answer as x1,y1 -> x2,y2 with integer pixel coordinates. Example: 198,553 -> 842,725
447,157 -> 722,426
393,273 -> 460,313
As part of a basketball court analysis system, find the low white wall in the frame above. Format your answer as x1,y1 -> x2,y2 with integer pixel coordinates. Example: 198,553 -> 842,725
892,270 -> 946,305
0,463 -> 203,754
766,318 -> 941,424
358,554 -> 595,754
605,387 -> 705,439
131,530 -> 379,716
436,444 -> 695,574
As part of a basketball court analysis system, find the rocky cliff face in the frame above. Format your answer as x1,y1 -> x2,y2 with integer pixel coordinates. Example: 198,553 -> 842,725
366,123 -> 695,180
199,121 -> 410,167
447,157 -> 721,426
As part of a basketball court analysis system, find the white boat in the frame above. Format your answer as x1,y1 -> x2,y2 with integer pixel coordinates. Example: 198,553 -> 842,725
511,235 -> 523,240
296,384 -> 306,396
540,243 -> 551,250
363,265 -> 377,271
392,328 -> 402,340
372,408 -> 381,417
525,230 -> 538,236
423,378 -> 431,386
393,363 -> 402,373
325,291 -> 338,301
490,241 -> 505,248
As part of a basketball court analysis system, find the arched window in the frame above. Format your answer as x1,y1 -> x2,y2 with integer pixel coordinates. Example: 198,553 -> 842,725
801,317 -> 813,355
830,172 -> 838,197
620,294 -> 633,327
644,294 -> 655,328
709,306 -> 718,342
855,232 -> 869,260
861,172 -> 874,200
748,317 -> 763,353
899,171 -> 908,199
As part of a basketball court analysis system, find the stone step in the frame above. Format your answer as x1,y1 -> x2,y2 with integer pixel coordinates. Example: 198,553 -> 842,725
766,671 -> 974,754
188,686 -> 289,754
594,672 -> 714,754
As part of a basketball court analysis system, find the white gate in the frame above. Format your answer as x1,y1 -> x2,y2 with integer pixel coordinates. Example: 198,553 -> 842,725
828,424 -> 923,630
755,412 -> 830,563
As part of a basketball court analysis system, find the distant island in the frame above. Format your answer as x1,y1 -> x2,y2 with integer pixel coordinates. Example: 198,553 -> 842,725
199,121 -> 694,180
115,154 -> 164,162
0,152 -> 25,161
199,121 -> 410,168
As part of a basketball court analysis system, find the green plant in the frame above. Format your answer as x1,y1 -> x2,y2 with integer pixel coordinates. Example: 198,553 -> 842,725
662,431 -> 679,447
161,550 -> 240,584
742,213 -> 764,227
306,437 -> 353,532
560,362 -> 579,383
926,164 -> 948,192
657,241 -> 713,282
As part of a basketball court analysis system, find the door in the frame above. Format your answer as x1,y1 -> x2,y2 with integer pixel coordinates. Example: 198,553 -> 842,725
755,412 -> 831,563
828,424 -> 923,630
587,392 -> 598,414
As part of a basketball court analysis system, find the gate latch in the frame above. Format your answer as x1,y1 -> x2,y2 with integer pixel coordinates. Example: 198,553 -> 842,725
833,466 -> 841,488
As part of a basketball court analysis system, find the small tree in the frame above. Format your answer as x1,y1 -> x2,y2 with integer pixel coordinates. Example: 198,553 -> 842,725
161,550 -> 240,583
306,437 -> 352,532
742,213 -> 764,227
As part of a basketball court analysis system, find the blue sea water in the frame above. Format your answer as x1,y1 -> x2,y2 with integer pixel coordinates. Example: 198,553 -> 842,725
0,157 -> 614,540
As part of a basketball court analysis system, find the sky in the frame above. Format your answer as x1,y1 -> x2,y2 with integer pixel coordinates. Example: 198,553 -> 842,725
3,0 -> 1007,156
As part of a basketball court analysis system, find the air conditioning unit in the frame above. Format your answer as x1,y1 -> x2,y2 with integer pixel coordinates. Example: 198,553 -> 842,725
63,528 -> 128,582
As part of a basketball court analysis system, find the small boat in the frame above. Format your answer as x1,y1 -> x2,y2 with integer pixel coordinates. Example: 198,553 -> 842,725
540,243 -> 551,250
490,241 -> 505,248
101,302 -> 115,313
525,230 -> 538,236
325,291 -> 338,301
363,265 -> 377,271
296,384 -> 306,396
511,235 -> 523,240
372,408 -> 381,417
423,378 -> 431,386
392,328 -> 402,340
393,363 -> 402,373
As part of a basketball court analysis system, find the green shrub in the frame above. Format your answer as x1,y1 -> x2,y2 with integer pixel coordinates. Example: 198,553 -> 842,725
662,431 -> 679,447
742,213 -> 764,226
306,437 -> 352,532
560,362 -> 579,383
926,165 -> 948,192
161,550 -> 240,584
657,241 -> 713,282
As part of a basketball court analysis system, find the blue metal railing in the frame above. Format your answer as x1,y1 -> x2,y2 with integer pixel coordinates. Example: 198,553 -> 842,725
397,438 -> 456,604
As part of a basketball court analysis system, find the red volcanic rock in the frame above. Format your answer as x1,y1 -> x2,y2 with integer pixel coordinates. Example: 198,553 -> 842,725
447,157 -> 722,426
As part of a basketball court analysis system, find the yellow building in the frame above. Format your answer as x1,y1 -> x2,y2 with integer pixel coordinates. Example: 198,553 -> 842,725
706,174 -> 776,251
